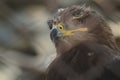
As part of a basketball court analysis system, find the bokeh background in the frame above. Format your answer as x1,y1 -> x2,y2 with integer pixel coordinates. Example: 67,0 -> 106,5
0,0 -> 120,80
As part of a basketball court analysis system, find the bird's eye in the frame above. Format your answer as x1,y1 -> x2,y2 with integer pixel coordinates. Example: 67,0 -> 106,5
59,26 -> 63,30
57,23 -> 64,30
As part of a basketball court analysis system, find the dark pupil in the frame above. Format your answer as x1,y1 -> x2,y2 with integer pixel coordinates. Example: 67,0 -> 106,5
59,27 -> 62,29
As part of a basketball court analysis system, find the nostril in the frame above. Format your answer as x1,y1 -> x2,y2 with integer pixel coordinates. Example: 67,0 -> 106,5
47,20 -> 53,30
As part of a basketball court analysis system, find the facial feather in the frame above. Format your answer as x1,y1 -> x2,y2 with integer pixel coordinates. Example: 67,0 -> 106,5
48,5 -> 120,54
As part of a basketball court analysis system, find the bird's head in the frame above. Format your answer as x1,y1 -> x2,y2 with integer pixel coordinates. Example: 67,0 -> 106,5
48,6 -> 114,53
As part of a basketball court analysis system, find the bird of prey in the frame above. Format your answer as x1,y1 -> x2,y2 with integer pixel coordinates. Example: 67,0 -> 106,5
47,5 -> 120,80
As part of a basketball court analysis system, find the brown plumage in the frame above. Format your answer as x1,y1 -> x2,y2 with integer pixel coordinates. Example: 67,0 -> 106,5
47,5 -> 120,80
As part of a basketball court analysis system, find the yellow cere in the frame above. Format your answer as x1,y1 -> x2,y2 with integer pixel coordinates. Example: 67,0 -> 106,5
57,23 -> 88,37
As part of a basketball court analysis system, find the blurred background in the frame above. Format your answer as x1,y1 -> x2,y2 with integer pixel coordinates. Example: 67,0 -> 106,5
0,0 -> 120,80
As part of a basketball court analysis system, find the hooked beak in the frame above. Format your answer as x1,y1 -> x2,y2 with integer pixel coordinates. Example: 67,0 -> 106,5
50,25 -> 62,41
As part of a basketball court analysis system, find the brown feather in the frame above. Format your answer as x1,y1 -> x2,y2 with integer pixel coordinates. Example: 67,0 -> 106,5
47,5 -> 120,80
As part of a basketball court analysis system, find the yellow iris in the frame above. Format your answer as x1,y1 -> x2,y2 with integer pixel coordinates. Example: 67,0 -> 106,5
57,23 -> 64,30
57,23 -> 88,37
